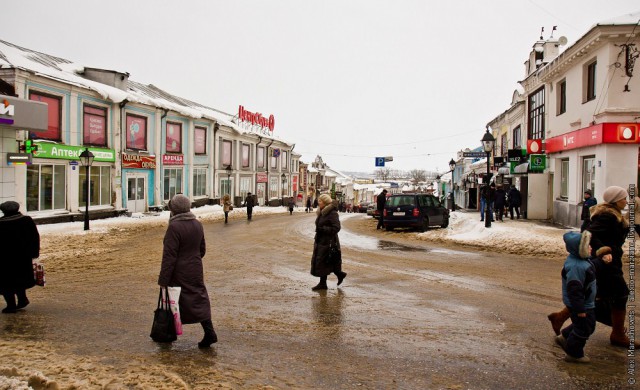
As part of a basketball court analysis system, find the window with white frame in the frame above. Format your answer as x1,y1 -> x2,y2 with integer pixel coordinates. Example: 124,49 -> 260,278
560,159 -> 569,199
271,150 -> 277,169
582,156 -> 595,196
166,122 -> 182,153
26,164 -> 66,211
269,176 -> 279,199
242,144 -> 250,168
528,87 -> 545,140
125,114 -> 147,150
240,177 -> 251,199
585,60 -> 597,102
193,168 -> 207,197
29,91 -> 62,141
501,133 -> 508,156
512,126 -> 521,149
79,166 -> 111,207
194,127 -> 207,155
163,168 -> 183,201
257,146 -> 265,168
281,151 -> 288,171
83,104 -> 107,146
557,79 -> 566,115
222,140 -> 232,167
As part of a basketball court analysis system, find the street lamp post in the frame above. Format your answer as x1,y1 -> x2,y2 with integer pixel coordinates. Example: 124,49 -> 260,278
449,158 -> 456,212
481,128 -> 496,228
79,148 -> 95,231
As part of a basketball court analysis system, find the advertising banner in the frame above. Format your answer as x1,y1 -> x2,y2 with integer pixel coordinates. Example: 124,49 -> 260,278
33,142 -> 115,162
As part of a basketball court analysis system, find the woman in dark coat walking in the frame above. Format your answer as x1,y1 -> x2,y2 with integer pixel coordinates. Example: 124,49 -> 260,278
548,186 -> 638,348
158,194 -> 217,348
0,201 -> 40,313
310,194 -> 347,290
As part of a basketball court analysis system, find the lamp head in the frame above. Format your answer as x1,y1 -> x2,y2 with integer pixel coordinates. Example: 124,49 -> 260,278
449,158 -> 456,171
79,148 -> 95,167
481,128 -> 495,153
225,165 -> 232,175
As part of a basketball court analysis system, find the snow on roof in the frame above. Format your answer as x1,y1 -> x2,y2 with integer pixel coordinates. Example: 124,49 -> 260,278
596,10 -> 640,26
307,167 -> 319,173
0,39 -> 288,144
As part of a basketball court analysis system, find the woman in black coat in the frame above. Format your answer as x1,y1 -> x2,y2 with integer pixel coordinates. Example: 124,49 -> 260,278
159,194 -> 217,348
0,201 -> 40,313
310,194 -> 347,290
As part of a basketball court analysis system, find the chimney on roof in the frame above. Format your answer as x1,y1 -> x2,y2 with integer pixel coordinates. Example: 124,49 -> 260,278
81,67 -> 130,91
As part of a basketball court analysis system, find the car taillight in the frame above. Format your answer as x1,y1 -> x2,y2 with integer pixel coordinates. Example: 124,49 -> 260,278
383,209 -> 387,217
412,208 -> 419,217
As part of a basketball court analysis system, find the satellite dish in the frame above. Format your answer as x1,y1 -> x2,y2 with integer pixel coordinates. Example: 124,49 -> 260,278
558,36 -> 568,46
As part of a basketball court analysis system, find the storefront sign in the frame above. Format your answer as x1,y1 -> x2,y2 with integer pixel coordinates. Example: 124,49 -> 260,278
32,142 -> 115,162
256,172 -> 268,183
6,153 -> 32,165
292,176 -> 298,192
0,94 -> 48,132
546,123 -> 640,153
238,105 -> 275,135
122,153 -> 156,169
162,154 -> 183,165
527,139 -> 543,154
507,149 -> 526,162
529,154 -> 546,172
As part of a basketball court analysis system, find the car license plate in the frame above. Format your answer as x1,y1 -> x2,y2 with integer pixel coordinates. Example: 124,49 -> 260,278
393,212 -> 405,216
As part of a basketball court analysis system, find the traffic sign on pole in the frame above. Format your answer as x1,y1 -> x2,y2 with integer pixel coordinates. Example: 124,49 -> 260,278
462,152 -> 487,158
375,157 -> 385,167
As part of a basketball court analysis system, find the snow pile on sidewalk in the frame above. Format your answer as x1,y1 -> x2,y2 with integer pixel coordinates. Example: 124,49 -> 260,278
416,212 -> 570,258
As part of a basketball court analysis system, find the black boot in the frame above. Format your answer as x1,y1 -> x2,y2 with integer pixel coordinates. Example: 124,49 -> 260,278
16,290 -> 29,310
2,293 -> 17,314
337,272 -> 347,286
198,319 -> 218,348
312,276 -> 328,291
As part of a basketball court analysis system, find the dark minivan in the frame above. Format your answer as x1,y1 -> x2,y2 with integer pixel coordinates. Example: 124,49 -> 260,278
383,193 -> 449,231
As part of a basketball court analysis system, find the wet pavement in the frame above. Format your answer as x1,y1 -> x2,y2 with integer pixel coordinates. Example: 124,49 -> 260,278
0,212 -> 633,389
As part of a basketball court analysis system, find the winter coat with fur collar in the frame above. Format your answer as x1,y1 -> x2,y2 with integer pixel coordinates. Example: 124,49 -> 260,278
310,202 -> 341,277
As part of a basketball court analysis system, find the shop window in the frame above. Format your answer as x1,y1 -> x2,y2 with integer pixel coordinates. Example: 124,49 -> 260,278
501,134 -> 508,156
166,122 -> 182,153
220,177 -> 232,198
242,144 -> 250,168
83,104 -> 107,146
257,146 -> 265,168
193,168 -> 207,197
269,176 -> 279,199
221,140 -> 232,167
194,127 -> 207,155
163,168 -> 183,201
126,114 -> 147,151
582,156 -> 595,196
26,164 -> 66,211
79,166 -> 111,207
271,151 -> 277,169
29,92 -> 62,141
557,79 -> 566,115
560,159 -> 569,200
512,126 -> 521,149
240,177 -> 251,199
584,60 -> 597,102
528,87 -> 545,140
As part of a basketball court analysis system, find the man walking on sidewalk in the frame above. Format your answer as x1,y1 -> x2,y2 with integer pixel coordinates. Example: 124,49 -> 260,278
376,189 -> 387,230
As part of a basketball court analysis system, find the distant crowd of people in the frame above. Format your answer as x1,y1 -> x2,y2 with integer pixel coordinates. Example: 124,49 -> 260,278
479,182 -> 522,222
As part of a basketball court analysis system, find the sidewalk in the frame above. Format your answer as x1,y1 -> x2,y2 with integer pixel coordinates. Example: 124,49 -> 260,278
414,210 -> 571,259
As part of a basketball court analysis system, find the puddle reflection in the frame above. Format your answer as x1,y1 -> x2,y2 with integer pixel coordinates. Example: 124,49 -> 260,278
312,289 -> 345,329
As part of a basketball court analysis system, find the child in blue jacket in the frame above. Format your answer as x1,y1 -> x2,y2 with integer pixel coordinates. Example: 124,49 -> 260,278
556,230 -> 597,363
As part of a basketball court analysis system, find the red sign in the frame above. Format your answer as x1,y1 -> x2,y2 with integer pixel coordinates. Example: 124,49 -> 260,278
122,153 -> 156,169
256,172 -> 268,183
292,176 -> 298,192
527,139 -> 543,154
238,105 -> 275,132
545,123 -> 640,153
162,154 -> 184,165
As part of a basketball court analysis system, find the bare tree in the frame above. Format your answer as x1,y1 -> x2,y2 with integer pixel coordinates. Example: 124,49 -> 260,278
409,169 -> 427,184
375,167 -> 392,182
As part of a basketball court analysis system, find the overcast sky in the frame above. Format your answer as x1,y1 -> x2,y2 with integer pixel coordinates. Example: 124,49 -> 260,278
4,1 -> 639,174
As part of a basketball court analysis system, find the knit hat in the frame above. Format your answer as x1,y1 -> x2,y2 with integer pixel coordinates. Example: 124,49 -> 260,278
602,186 -> 628,203
584,189 -> 592,196
169,194 -> 191,215
0,201 -> 20,216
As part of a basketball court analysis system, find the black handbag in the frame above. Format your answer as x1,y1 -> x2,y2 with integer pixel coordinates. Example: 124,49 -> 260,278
326,239 -> 342,265
150,287 -> 177,343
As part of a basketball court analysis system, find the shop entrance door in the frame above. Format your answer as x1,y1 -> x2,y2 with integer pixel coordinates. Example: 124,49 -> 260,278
127,174 -> 147,213
257,183 -> 266,206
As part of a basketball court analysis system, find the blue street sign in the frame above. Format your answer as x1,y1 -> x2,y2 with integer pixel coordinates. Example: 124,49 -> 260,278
375,157 -> 385,167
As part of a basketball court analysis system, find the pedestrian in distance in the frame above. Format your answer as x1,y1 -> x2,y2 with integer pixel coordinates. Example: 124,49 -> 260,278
159,194 -> 217,348
288,198 -> 295,215
548,186 -> 639,348
306,197 -> 311,213
480,184 -> 495,222
313,198 -> 318,209
376,189 -> 388,230
494,185 -> 506,222
507,186 -> 522,220
245,192 -> 255,220
310,194 -> 347,290
580,189 -> 597,232
222,194 -> 232,224
0,201 -> 40,314
555,230 -> 597,363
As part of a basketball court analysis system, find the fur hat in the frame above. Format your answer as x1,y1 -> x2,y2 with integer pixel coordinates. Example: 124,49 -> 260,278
602,186 -> 628,203
584,189 -> 592,196
579,230 -> 591,258
0,201 -> 20,216
169,194 -> 191,215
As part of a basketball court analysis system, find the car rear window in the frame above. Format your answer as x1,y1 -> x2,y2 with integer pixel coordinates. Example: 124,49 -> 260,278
387,196 -> 415,207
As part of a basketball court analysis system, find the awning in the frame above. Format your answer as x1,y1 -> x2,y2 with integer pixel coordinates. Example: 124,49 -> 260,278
514,162 -> 529,174
497,167 -> 510,175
